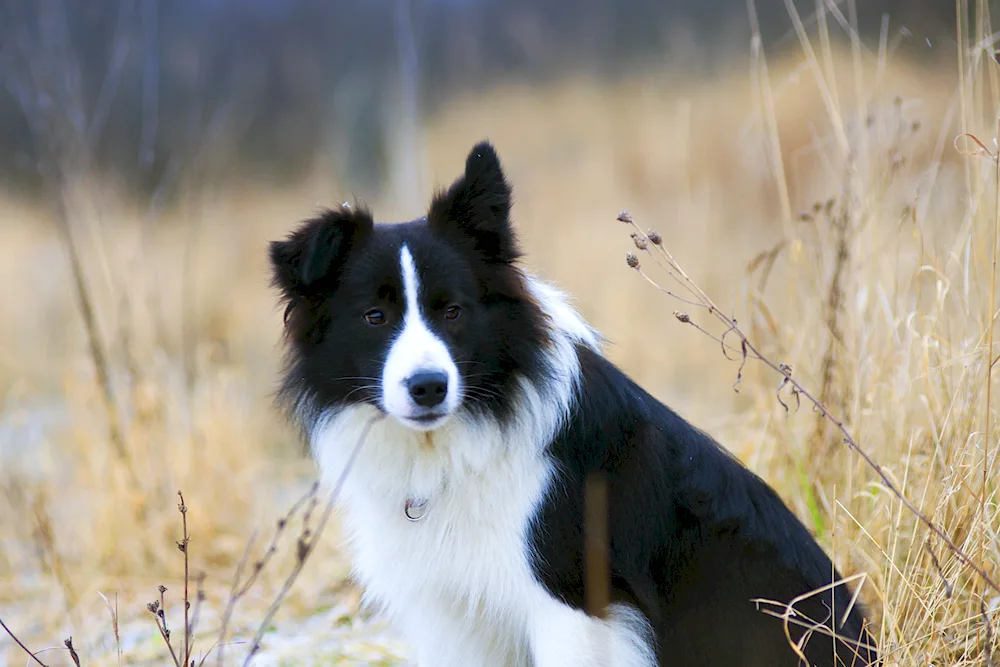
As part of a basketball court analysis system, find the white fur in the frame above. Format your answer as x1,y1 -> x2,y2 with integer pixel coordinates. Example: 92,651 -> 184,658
530,601 -> 656,667
381,245 -> 462,430
310,270 -> 654,667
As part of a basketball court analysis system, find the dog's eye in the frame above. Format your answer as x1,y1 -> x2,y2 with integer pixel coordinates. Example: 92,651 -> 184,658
364,309 -> 386,326
444,305 -> 462,321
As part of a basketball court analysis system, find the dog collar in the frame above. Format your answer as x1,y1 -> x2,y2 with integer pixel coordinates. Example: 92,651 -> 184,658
404,498 -> 428,522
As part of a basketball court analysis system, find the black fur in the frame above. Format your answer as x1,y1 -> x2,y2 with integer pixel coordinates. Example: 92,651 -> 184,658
532,345 -> 877,665
269,139 -> 877,666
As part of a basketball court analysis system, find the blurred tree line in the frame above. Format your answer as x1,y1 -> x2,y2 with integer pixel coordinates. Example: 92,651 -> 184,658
0,0 -> 971,203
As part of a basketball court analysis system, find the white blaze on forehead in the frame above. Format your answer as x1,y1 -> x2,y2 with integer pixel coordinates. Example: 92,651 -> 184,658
400,245 -> 422,323
380,244 -> 461,427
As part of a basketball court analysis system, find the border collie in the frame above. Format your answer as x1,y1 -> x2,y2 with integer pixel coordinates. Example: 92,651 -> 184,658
269,140 -> 877,666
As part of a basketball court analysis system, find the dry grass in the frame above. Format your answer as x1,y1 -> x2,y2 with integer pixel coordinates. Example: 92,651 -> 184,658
1,18 -> 999,666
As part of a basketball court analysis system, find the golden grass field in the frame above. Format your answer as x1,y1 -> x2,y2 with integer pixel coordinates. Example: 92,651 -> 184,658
1,24 -> 999,666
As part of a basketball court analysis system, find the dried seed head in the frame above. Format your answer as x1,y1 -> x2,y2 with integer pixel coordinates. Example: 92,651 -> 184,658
798,212 -> 813,222
647,229 -> 662,245
631,233 -> 648,250
674,311 -> 691,323
626,253 -> 640,268
147,601 -> 159,614
617,210 -> 633,224
297,538 -> 311,563
158,585 -> 167,594
779,362 -> 793,375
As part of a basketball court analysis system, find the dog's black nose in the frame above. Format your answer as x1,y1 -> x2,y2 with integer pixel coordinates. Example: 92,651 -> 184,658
406,371 -> 448,408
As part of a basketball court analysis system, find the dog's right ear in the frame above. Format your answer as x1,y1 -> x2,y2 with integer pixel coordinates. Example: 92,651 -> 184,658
269,206 -> 373,302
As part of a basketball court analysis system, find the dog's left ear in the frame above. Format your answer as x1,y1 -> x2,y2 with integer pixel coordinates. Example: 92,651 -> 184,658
429,140 -> 520,264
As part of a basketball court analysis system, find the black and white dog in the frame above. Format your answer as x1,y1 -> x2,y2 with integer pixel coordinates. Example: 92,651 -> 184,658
269,140 -> 877,666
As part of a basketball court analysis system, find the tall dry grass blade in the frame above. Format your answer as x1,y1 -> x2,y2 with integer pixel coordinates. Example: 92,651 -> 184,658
846,0 -> 871,177
988,115 -> 1000,491
780,0 -> 851,161
746,0 -> 794,239
56,210 -> 138,486
959,0 -> 974,200
97,591 -> 122,667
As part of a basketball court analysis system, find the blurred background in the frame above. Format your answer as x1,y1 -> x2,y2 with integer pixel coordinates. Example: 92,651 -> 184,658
2,1 -> 998,665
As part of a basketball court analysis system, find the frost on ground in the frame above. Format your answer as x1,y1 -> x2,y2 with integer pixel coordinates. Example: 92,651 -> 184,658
2,578 -> 411,666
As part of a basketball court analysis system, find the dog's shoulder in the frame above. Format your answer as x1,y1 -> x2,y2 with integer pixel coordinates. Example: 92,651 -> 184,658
549,344 -> 832,577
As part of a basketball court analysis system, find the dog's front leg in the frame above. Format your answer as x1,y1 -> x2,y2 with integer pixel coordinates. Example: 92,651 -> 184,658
528,599 -> 657,667
395,600 -> 526,667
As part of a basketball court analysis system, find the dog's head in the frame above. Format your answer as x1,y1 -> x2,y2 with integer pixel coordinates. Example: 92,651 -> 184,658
270,141 -> 548,431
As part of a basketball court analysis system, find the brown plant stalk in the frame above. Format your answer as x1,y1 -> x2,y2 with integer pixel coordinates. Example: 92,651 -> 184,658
177,491 -> 192,666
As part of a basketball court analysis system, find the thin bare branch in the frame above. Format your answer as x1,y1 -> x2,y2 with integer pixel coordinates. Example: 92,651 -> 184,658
620,214 -> 1000,596
178,491 -> 191,665
214,481 -> 320,667
242,414 -> 382,666
150,610 -> 181,667
0,616 -> 48,666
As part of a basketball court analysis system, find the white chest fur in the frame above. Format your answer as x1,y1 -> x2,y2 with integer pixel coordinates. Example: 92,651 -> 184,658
311,403 -> 557,666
